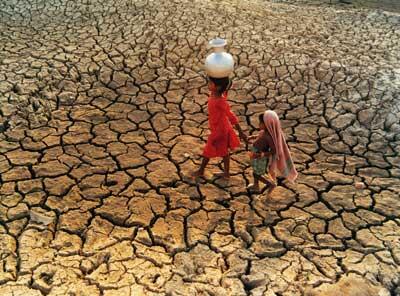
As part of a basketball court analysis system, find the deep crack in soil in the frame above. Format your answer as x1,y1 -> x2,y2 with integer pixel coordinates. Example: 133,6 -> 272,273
0,0 -> 399,295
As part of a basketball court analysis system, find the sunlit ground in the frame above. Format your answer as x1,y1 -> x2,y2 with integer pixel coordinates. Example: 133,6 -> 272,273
0,0 -> 399,295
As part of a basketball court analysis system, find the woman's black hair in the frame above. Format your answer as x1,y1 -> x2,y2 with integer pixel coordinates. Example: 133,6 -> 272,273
209,76 -> 232,96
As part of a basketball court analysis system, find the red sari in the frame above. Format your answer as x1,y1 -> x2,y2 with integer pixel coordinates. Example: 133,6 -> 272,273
202,92 -> 240,158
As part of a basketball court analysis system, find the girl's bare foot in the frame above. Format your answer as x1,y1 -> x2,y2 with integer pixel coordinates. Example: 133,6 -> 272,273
247,183 -> 260,193
214,172 -> 230,180
267,183 -> 276,194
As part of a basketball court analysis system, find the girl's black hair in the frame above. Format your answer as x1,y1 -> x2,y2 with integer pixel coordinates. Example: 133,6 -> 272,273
209,76 -> 232,96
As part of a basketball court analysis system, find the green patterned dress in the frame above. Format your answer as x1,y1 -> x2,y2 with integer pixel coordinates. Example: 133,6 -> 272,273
251,146 -> 270,176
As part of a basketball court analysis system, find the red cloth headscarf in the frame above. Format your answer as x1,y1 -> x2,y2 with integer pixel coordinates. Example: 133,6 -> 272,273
263,110 -> 297,183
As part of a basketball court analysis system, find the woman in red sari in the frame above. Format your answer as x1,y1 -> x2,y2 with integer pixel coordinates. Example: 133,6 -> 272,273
193,77 -> 247,179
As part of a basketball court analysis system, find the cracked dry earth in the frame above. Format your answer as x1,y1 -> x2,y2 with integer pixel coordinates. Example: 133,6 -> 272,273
0,0 -> 399,295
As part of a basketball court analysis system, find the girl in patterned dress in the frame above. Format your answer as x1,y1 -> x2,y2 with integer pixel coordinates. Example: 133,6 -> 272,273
247,110 -> 297,193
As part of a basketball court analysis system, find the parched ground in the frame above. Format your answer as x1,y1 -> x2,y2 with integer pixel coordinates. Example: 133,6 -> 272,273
0,0 -> 399,295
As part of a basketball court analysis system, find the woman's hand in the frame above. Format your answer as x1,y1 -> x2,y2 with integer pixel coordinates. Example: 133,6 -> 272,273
239,131 -> 248,144
234,124 -> 248,144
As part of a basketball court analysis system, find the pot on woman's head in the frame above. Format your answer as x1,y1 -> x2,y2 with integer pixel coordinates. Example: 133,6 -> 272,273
205,38 -> 234,78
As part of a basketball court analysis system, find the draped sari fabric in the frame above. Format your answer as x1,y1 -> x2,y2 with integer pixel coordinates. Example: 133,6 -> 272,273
263,110 -> 298,183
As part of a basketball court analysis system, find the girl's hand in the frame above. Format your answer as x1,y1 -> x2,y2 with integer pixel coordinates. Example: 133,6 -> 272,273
247,135 -> 257,143
255,152 -> 271,159
248,135 -> 257,140
264,151 -> 272,158
253,152 -> 262,159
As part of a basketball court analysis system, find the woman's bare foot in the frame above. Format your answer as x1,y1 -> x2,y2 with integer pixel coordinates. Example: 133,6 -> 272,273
191,170 -> 205,179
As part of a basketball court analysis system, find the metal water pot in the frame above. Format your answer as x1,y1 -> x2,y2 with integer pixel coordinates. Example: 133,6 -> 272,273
204,38 -> 234,78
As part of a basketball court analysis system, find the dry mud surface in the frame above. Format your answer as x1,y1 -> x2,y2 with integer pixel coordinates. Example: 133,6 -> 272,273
277,0 -> 400,13
0,0 -> 399,295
